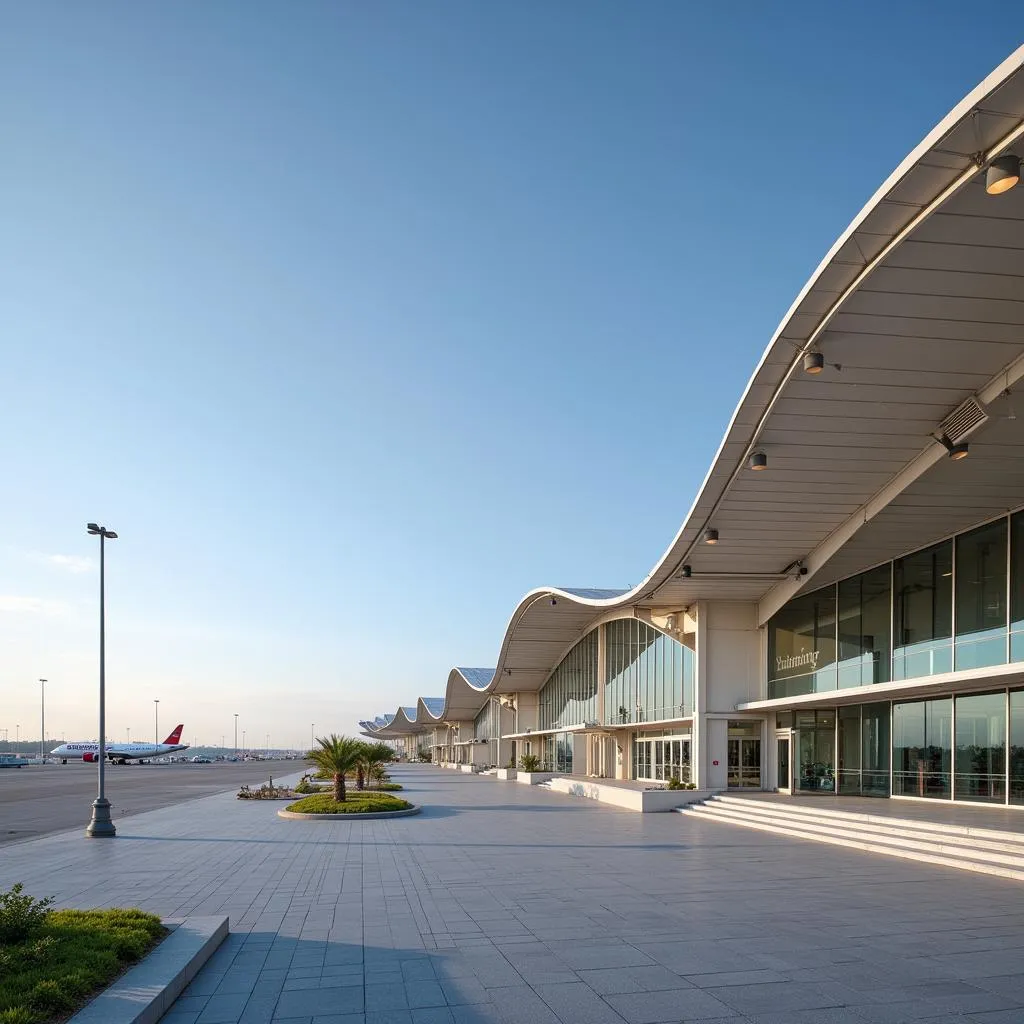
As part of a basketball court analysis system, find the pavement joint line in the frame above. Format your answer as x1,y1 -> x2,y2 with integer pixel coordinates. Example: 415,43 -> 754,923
67,915 -> 229,1024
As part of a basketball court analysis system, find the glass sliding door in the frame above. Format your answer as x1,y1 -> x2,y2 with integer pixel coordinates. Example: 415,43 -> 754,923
954,692 -> 1005,803
861,702 -> 891,796
1010,690 -> 1024,805
893,698 -> 952,799
837,706 -> 861,793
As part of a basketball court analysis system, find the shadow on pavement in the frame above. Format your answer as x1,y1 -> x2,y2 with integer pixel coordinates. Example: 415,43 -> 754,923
173,931 -> 521,1024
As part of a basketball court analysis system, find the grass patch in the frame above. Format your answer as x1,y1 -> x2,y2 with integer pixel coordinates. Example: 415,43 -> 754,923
285,793 -> 412,814
0,908 -> 165,1024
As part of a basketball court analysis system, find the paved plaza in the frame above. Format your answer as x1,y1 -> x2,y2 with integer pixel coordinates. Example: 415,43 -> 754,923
4,766 -> 1024,1023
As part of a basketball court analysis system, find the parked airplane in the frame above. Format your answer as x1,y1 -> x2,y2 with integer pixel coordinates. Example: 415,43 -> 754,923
51,725 -> 189,765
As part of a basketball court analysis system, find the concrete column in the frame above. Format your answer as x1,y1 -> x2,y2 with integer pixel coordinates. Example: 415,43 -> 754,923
693,601 -> 709,789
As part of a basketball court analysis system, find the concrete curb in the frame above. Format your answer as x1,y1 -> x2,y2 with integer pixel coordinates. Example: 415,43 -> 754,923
68,915 -> 229,1024
277,804 -> 421,821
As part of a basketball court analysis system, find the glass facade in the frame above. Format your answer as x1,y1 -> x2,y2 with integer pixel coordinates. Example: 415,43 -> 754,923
473,700 -> 501,740
604,619 -> 694,725
538,630 -> 598,731
768,511 -> 1024,697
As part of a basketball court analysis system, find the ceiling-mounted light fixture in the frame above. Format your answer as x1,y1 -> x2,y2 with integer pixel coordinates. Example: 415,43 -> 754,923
704,528 -> 719,545
936,434 -> 969,460
681,564 -> 692,578
550,597 -> 557,606
748,451 -> 768,471
803,351 -> 824,375
986,154 -> 1020,195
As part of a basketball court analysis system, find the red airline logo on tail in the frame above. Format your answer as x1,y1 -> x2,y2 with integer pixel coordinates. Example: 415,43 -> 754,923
163,724 -> 184,745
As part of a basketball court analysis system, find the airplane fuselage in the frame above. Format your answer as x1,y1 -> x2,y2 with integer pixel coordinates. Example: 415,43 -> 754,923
50,741 -> 189,764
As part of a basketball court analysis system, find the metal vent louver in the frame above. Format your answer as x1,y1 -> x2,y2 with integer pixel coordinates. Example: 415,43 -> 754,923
940,396 -> 988,444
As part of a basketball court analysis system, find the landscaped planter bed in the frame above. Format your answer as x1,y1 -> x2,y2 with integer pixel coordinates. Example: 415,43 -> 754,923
277,792 -> 419,820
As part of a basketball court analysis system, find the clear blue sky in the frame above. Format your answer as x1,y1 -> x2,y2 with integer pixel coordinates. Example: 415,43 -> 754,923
1,2 -> 1020,749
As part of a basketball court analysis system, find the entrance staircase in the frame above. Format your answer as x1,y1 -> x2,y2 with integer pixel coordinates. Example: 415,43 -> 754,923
678,794 -> 1024,881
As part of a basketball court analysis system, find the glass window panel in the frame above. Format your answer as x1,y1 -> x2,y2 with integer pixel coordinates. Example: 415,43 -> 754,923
893,542 -> 953,681
767,586 -> 837,698
1010,690 -> 1024,805
893,698 -> 951,799
955,520 -> 1008,671
1011,514 -> 1024,661
861,702 -> 891,797
954,691 -> 1006,803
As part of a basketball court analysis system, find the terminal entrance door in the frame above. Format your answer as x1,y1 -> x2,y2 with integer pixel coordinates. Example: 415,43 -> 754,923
776,734 -> 791,792
727,720 -> 762,788
794,709 -> 836,792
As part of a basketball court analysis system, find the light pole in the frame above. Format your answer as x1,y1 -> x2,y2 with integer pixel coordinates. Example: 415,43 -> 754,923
16,725 -> 19,746
39,678 -> 47,762
242,729 -> 246,754
154,699 -> 159,745
311,722 -> 314,752
126,727 -> 131,742
233,714 -> 238,757
86,522 -> 118,838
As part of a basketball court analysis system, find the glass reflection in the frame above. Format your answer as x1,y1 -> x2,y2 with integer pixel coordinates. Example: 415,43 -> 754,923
954,691 -> 1005,803
893,698 -> 952,799
893,542 -> 953,681
955,521 -> 1008,671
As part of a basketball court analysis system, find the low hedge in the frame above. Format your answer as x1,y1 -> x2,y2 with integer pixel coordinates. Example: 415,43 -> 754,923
285,793 -> 412,814
0,907 -> 165,1023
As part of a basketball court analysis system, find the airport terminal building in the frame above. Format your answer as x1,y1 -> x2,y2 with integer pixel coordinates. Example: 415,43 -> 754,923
362,48 -> 1024,809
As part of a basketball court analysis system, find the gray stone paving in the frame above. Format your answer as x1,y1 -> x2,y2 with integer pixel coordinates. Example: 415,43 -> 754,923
4,765 -> 1024,1023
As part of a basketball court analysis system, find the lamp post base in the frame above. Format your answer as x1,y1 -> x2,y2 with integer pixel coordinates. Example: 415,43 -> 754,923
85,797 -> 116,837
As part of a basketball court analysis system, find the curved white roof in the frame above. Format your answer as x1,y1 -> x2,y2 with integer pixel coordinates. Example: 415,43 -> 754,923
366,46 -> 1024,731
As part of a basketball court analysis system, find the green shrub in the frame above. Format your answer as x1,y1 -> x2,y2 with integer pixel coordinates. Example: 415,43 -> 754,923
518,754 -> 541,772
0,907 -> 163,1023
0,885 -> 54,944
285,793 -> 412,814
667,776 -> 683,790
293,775 -> 316,794
376,782 -> 403,791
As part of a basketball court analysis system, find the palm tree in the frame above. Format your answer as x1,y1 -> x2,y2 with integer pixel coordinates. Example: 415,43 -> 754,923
308,734 -> 365,803
358,742 -> 396,790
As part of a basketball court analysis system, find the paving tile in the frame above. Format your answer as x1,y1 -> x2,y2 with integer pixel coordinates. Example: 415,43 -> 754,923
604,987 -> 740,1022
576,965 -> 692,995
277,986 -> 365,1018
532,981 -> 627,1023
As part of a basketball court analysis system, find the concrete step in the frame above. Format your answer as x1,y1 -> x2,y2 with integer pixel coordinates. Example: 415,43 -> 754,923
678,799 -> 1024,882
710,793 -> 1024,845
704,797 -> 1024,858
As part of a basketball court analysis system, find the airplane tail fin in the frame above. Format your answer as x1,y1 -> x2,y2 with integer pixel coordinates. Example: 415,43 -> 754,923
163,724 -> 184,745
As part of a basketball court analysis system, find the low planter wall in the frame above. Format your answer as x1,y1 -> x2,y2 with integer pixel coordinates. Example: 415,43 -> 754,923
458,764 -> 478,774
496,768 -> 517,781
278,805 -> 421,821
515,771 -> 557,786
547,777 -> 717,812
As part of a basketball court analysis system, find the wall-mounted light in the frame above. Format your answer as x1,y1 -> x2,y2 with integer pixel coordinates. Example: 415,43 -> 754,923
680,564 -> 692,578
704,528 -> 719,545
550,597 -> 557,606
986,154 -> 1020,195
748,451 -> 768,471
936,434 -> 969,460
803,351 -> 824,375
